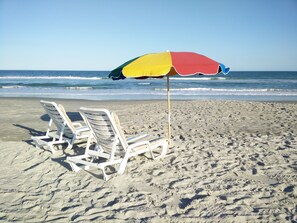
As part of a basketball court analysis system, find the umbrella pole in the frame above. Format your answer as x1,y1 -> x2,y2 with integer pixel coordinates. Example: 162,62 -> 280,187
167,75 -> 171,145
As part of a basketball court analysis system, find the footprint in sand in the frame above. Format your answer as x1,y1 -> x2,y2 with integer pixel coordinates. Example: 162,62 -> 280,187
283,185 -> 295,193
252,168 -> 257,175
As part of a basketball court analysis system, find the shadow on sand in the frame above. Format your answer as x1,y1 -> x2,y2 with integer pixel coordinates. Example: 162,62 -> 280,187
40,112 -> 83,122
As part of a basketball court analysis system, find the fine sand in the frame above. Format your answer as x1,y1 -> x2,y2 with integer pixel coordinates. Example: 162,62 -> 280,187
0,98 -> 296,222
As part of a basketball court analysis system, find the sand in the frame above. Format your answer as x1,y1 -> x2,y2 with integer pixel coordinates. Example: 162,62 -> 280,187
0,98 -> 296,222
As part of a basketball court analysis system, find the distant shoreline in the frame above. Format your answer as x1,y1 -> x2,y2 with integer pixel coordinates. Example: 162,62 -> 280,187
1,69 -> 297,72
1,96 -> 297,104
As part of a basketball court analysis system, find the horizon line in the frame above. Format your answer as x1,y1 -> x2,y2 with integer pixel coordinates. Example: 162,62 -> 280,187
1,69 -> 297,72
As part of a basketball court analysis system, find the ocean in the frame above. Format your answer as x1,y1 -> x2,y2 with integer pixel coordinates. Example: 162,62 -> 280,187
0,70 -> 297,101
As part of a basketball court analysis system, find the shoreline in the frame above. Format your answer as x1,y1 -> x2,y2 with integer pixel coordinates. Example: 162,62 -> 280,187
1,96 -> 297,104
0,97 -> 296,222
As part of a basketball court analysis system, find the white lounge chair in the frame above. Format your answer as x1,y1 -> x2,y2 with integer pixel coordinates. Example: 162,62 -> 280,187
66,108 -> 168,181
31,100 -> 90,153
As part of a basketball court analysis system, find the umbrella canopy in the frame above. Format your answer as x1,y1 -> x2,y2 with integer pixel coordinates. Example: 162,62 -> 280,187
109,51 -> 230,144
109,51 -> 229,80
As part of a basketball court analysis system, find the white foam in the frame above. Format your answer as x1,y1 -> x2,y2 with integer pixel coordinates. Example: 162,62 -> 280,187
66,87 -> 93,90
0,85 -> 24,89
154,87 -> 297,96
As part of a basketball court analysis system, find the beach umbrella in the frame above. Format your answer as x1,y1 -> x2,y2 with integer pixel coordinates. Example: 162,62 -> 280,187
109,51 -> 230,144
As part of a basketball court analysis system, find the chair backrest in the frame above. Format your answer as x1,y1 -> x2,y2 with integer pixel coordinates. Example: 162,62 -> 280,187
79,108 -> 128,157
40,100 -> 75,138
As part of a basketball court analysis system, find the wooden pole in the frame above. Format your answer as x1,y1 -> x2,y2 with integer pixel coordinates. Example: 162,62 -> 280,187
167,75 -> 171,144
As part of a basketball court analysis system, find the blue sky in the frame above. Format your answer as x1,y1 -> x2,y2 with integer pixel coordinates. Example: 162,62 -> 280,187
0,0 -> 297,71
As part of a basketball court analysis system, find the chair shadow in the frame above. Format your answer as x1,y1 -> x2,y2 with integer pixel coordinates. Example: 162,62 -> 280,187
51,144 -> 103,174
51,156 -> 73,171
14,124 -> 45,137
51,158 -> 107,180
41,112 -> 83,122
13,124 -> 45,147
13,112 -> 99,176
14,111 -> 84,145
14,121 -> 114,180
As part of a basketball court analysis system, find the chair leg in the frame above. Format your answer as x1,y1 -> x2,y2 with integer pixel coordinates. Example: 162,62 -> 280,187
102,167 -> 110,181
66,142 -> 73,150
151,142 -> 168,160
160,141 -> 168,157
84,157 -> 94,170
49,144 -> 56,154
69,161 -> 82,172
118,155 -> 129,174
67,136 -> 76,149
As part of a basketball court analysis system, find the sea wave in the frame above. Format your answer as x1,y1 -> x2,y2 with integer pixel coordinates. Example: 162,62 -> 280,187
170,77 -> 227,81
0,92 -> 166,96
66,86 -> 93,90
2,90 -> 297,97
0,85 -> 24,89
155,87 -> 297,92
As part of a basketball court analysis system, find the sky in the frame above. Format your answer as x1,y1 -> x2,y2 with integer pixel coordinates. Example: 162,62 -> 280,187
0,0 -> 297,71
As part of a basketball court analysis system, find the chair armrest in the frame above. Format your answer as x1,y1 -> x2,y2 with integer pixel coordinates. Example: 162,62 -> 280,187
118,140 -> 150,174
128,140 -> 150,150
72,122 -> 83,128
75,126 -> 90,133
126,133 -> 149,144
